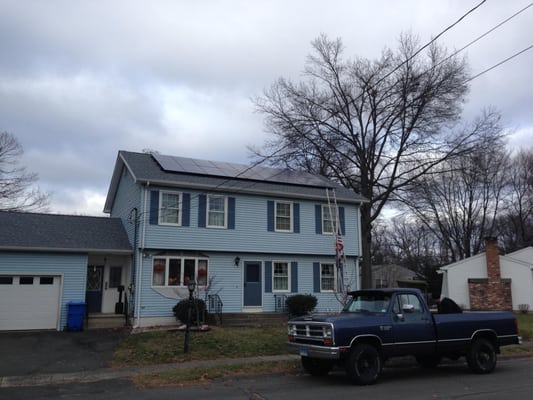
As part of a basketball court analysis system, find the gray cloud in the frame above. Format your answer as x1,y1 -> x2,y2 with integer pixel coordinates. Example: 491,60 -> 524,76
1,0 -> 532,215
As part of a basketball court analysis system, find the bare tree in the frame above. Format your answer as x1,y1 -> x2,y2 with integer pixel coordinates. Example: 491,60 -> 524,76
499,148 -> 533,251
254,34 -> 493,288
397,119 -> 508,261
0,132 -> 48,212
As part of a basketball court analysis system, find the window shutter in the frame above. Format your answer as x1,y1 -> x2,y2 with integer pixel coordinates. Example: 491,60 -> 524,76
149,190 -> 159,225
267,201 -> 274,232
291,261 -> 298,293
313,262 -> 320,293
293,203 -> 300,233
198,194 -> 206,228
182,193 -> 190,227
339,206 -> 345,235
228,197 -> 235,229
315,205 -> 322,234
265,261 -> 272,293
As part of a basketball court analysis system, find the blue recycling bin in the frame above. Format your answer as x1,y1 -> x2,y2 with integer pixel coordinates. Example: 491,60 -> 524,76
66,301 -> 86,331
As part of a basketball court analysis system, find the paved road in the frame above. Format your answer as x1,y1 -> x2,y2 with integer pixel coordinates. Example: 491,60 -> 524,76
1,357 -> 532,400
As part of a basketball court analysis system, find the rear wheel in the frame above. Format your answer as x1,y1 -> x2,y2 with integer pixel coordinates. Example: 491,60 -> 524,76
467,338 -> 497,374
346,343 -> 382,385
301,356 -> 333,376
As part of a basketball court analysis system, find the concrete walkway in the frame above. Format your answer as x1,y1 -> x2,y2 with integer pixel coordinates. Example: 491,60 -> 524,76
0,354 -> 299,388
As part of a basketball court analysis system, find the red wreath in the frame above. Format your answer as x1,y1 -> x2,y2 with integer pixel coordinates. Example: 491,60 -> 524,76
198,268 -> 207,277
153,263 -> 165,272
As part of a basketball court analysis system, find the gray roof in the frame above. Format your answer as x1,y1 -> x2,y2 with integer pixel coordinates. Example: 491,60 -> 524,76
0,211 -> 132,253
105,151 -> 366,212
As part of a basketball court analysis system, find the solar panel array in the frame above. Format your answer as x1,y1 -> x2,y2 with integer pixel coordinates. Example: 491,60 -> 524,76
153,153 -> 332,187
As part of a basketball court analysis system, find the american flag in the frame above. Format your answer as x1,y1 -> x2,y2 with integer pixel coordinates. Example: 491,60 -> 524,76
335,228 -> 344,262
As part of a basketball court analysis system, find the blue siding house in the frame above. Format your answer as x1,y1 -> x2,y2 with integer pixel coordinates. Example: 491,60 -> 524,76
104,151 -> 366,328
0,150 -> 365,331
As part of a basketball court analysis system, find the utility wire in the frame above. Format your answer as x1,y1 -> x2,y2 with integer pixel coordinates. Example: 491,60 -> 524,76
434,2 -> 533,70
466,43 -> 533,83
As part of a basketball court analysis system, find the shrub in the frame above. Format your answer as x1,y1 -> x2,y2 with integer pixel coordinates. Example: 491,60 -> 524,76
519,304 -> 530,314
286,294 -> 317,316
172,298 -> 207,325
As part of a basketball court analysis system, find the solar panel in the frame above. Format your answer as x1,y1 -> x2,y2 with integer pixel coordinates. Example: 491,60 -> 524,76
152,153 -> 332,187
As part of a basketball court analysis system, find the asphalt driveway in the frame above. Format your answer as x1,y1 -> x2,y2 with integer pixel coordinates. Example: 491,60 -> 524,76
0,329 -> 128,377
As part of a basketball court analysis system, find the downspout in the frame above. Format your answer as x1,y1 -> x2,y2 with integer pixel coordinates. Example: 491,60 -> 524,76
134,181 -> 150,328
356,202 -> 363,290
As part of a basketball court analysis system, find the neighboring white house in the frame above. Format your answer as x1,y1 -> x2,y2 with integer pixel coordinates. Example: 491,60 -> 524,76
439,240 -> 533,311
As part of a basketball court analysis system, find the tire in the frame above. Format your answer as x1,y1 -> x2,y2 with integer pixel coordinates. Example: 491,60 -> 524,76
416,355 -> 441,368
346,344 -> 382,385
467,338 -> 497,374
301,356 -> 333,376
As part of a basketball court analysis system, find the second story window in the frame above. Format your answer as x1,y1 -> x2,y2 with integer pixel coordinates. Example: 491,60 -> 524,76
159,191 -> 181,225
322,205 -> 338,234
275,201 -> 292,232
207,195 -> 227,228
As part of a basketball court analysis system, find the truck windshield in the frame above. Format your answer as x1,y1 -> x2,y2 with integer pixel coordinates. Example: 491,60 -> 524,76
343,293 -> 391,313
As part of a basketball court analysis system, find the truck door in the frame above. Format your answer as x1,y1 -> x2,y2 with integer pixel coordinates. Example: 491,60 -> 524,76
391,293 -> 436,356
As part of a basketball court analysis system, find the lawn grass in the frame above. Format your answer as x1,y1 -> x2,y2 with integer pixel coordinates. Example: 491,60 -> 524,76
132,359 -> 301,388
112,326 -> 287,367
515,312 -> 533,341
113,313 -> 533,368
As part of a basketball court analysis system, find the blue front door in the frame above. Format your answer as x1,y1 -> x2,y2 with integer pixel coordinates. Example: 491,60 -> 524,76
243,262 -> 262,307
86,266 -> 104,313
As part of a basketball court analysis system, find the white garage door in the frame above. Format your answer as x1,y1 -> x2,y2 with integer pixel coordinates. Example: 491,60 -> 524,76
0,275 -> 61,330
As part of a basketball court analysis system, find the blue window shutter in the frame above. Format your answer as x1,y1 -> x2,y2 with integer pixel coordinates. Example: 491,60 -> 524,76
198,194 -> 206,228
228,197 -> 235,229
182,193 -> 190,227
291,262 -> 298,293
267,201 -> 274,232
313,262 -> 320,293
315,205 -> 322,234
339,206 -> 345,235
293,203 -> 300,233
265,261 -> 272,293
149,190 -> 159,225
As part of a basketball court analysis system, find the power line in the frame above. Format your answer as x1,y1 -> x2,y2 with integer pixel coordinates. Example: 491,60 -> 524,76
435,2 -> 533,70
466,43 -> 533,83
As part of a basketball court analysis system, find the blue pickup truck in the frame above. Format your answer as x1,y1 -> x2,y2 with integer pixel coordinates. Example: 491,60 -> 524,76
287,288 -> 521,385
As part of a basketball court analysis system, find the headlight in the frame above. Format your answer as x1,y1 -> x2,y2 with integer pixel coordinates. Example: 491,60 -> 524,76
287,324 -> 297,336
324,326 -> 332,338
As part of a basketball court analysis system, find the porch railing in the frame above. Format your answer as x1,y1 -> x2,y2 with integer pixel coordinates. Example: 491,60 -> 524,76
207,294 -> 223,325
274,294 -> 288,313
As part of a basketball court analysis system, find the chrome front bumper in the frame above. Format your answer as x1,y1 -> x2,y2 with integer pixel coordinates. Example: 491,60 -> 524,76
287,341 -> 343,359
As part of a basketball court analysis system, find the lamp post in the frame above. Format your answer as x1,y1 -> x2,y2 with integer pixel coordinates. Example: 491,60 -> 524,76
183,279 -> 196,353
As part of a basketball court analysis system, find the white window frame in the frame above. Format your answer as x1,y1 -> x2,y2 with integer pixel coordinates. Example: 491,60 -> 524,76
275,201 -> 293,232
273,260 -> 290,292
321,205 -> 338,235
158,191 -> 182,226
207,194 -> 228,228
320,262 -> 336,292
151,256 -> 209,288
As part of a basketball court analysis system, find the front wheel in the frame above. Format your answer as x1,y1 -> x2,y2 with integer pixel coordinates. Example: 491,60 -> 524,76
467,338 -> 497,374
301,356 -> 333,376
346,343 -> 382,385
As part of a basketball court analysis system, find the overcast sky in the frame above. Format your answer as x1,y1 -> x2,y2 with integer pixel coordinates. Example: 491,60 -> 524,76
1,0 -> 532,216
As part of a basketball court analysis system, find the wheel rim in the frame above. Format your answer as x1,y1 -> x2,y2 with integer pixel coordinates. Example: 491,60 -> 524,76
477,345 -> 494,368
357,351 -> 378,377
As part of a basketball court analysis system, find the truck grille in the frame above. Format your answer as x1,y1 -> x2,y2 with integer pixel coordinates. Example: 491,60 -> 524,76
288,322 -> 334,344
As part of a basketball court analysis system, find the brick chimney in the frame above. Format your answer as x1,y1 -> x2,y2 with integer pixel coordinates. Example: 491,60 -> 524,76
484,236 -> 501,283
467,236 -> 513,311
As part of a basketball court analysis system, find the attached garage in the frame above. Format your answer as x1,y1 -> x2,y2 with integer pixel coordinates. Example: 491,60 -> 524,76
0,211 -> 132,331
0,275 -> 62,330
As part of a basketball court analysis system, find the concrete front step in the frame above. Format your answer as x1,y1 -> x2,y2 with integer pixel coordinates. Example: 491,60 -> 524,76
86,314 -> 128,330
